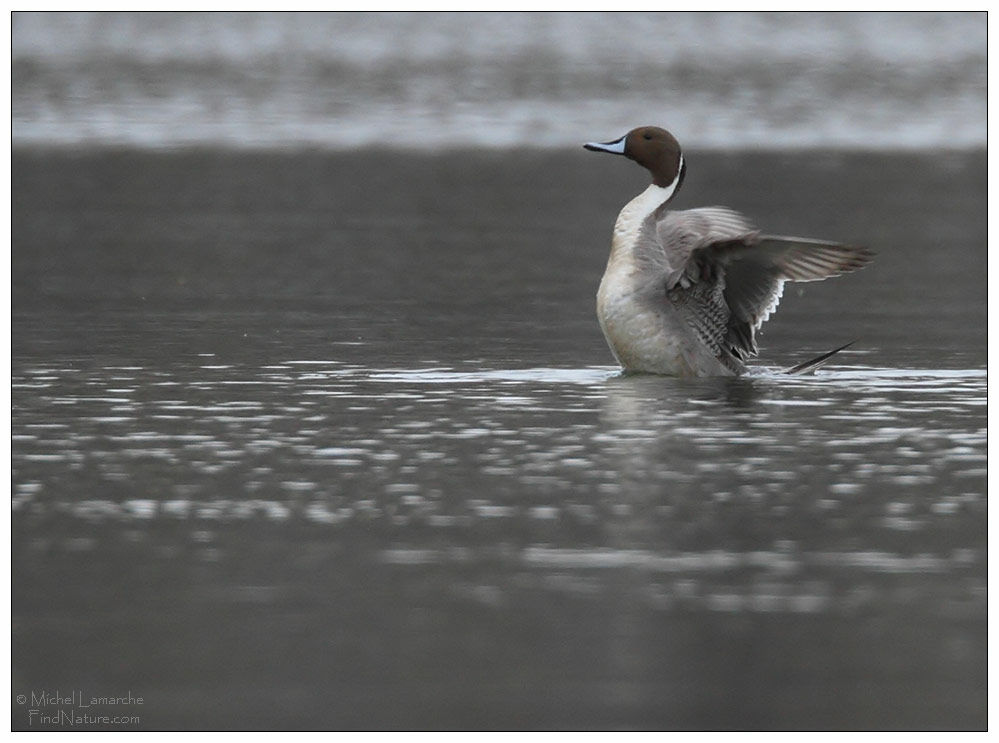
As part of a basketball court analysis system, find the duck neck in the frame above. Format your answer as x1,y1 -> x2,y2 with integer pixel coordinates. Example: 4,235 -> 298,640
611,182 -> 676,247
611,152 -> 683,240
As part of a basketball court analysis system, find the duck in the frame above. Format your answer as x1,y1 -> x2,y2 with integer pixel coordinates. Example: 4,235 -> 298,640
584,126 -> 873,377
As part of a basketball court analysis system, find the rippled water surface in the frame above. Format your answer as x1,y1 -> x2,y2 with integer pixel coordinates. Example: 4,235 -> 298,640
12,149 -> 986,730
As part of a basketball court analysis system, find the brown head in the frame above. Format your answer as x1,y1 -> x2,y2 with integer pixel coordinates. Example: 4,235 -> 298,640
584,126 -> 686,192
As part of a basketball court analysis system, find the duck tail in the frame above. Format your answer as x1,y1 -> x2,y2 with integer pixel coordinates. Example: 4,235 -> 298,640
783,340 -> 856,375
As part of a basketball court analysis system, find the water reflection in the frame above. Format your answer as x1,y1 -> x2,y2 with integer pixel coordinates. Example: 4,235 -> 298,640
12,359 -> 987,729
14,360 -> 986,561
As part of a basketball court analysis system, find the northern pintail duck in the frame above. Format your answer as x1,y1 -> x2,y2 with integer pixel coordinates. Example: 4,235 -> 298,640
585,126 -> 873,377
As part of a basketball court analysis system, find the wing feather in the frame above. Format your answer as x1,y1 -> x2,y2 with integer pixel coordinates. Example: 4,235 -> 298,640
647,207 -> 873,363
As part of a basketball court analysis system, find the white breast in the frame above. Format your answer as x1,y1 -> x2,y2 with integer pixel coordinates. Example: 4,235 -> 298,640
595,183 -> 733,376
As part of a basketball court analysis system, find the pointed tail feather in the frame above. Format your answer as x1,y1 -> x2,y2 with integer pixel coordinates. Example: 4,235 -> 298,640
784,340 -> 856,375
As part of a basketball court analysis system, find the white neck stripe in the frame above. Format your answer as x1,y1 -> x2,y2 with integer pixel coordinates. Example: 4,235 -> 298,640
660,154 -> 683,203
616,157 -> 684,229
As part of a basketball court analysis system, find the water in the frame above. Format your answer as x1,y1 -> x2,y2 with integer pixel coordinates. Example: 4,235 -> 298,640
12,11 -> 986,150
11,147 -> 986,730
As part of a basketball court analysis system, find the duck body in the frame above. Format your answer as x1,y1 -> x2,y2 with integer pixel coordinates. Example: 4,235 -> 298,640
585,127 -> 873,377
596,184 -> 754,376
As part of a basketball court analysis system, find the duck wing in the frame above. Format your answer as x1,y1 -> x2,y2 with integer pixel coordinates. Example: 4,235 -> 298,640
650,206 -> 758,286
651,207 -> 873,363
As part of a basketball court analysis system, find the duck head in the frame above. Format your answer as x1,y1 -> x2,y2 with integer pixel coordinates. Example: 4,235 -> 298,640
584,126 -> 686,193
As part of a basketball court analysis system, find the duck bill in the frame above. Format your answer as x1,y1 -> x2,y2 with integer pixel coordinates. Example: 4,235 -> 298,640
583,135 -> 627,155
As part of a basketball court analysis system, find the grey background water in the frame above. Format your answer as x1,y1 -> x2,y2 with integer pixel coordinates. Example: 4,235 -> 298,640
12,11 -> 986,150
12,12 -> 987,731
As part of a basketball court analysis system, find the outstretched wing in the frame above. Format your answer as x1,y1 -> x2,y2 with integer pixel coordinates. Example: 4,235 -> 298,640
649,207 -> 873,363
650,206 -> 759,285
702,236 -> 874,358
